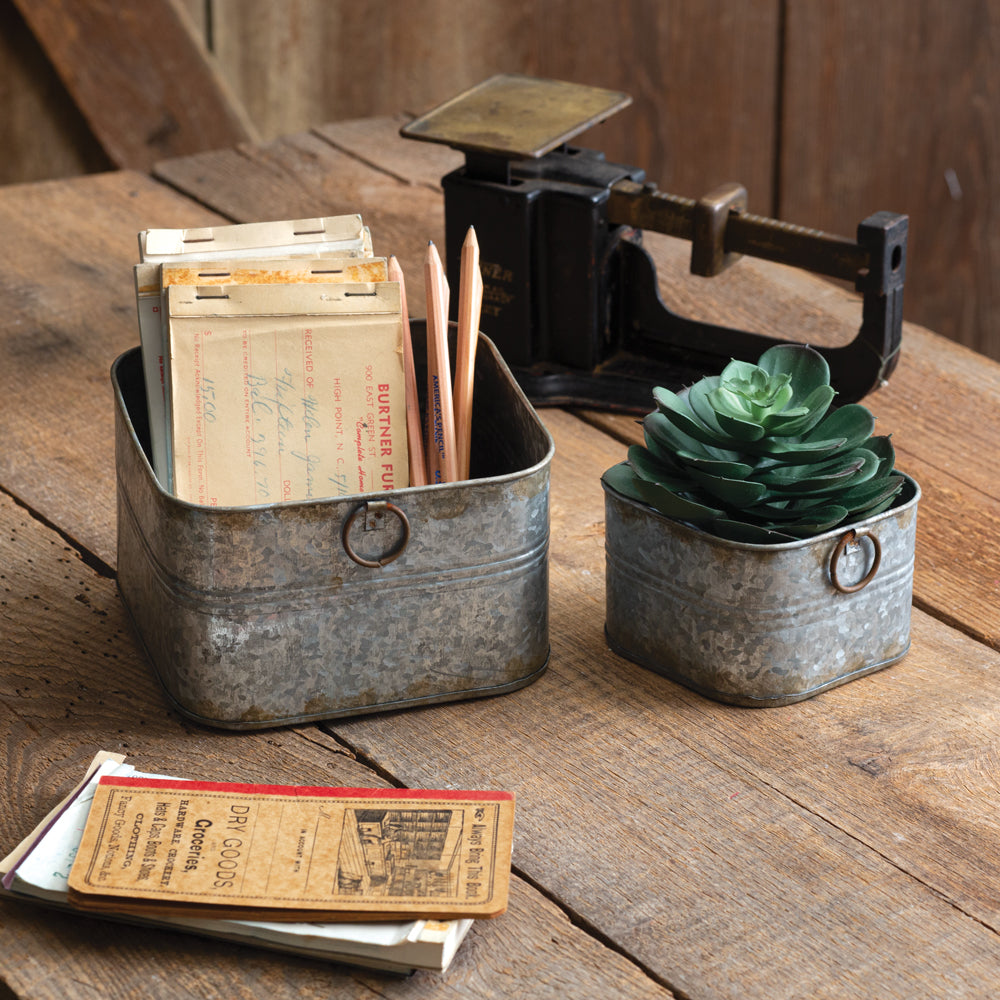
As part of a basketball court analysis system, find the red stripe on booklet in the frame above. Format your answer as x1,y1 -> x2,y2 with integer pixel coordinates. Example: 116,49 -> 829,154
96,776 -> 514,801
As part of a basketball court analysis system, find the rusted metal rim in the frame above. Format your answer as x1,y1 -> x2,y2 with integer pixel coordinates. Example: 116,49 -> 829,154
830,528 -> 881,593
342,502 -> 411,568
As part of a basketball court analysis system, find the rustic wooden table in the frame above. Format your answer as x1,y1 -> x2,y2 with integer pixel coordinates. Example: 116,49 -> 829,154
2,116 -> 1000,1000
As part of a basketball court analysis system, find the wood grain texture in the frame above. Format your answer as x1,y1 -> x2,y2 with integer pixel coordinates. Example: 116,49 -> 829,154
781,0 -> 1000,356
11,0 -> 257,170
0,490 -> 676,1000
0,170 -> 226,567
0,0 -> 110,185
529,0 -> 781,211
0,879 -> 675,1000
209,0 -> 534,138
313,115 -> 463,191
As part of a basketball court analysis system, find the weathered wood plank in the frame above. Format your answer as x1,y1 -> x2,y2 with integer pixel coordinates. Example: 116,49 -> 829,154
210,0 -> 533,142
531,0 -> 781,211
780,0 -> 1000,358
0,875 -> 674,1000
0,0 -> 110,185
11,0 -> 257,170
0,489 -> 676,1000
313,115 -> 463,191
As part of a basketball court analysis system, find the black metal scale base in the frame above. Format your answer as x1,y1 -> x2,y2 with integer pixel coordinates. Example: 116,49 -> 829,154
402,74 -> 908,412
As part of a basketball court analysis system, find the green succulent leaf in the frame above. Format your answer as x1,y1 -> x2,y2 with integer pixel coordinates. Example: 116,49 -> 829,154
866,434 -> 896,474
687,468 -> 769,506
602,463 -> 724,522
717,358 -> 794,417
804,403 -> 876,450
645,410 -> 736,461
711,403 -> 769,442
685,378 -> 729,436
754,448 -> 880,494
757,344 -> 831,403
601,461 -> 638,498
857,491 -> 907,519
759,384 -> 837,436
776,505 -> 852,537
651,387 -> 732,449
675,450 -> 755,479
752,433 -> 849,461
644,411 -> 705,458
833,474 -> 905,515
626,445 -> 689,491
637,432 -> 693,475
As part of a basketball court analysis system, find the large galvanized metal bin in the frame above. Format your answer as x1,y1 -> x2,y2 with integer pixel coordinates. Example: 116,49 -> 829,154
113,324 -> 553,730
603,474 -> 920,706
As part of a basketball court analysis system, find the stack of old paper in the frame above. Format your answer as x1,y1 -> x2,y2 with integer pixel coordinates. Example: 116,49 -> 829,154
134,215 -> 408,506
0,752 -> 516,975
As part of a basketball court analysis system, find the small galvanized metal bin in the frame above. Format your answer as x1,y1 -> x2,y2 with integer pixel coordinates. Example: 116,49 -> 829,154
113,324 -> 554,729
603,476 -> 920,706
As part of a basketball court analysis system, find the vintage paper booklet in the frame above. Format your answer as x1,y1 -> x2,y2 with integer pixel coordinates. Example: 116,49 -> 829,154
165,281 -> 407,506
66,775 -> 514,922
0,754 -> 477,974
135,214 -> 375,483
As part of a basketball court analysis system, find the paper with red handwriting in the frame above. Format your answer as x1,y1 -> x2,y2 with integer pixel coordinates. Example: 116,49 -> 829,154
66,777 -> 514,921
135,214 -> 375,484
166,282 -> 407,506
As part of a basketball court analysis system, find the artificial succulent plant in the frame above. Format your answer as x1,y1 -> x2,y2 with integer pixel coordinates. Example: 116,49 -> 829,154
603,344 -> 905,543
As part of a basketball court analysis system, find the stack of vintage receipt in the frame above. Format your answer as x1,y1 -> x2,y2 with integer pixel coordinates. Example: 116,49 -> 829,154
1,752 -> 516,973
133,214 -> 409,506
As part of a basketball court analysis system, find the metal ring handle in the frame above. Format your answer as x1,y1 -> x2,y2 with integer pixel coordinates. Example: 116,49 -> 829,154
830,529 -> 881,593
341,502 -> 410,568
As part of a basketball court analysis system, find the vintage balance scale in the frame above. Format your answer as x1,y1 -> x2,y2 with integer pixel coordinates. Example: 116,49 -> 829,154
401,74 -> 908,410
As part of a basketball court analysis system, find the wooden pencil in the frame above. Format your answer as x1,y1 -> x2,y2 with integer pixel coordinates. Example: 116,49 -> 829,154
454,227 -> 483,481
424,241 -> 457,484
388,255 -> 427,487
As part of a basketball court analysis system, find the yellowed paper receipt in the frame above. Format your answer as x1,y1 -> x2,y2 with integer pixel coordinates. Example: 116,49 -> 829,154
166,282 -> 407,506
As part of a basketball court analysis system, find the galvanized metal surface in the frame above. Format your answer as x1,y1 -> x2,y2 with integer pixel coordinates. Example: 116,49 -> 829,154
603,476 -> 920,706
113,326 -> 553,730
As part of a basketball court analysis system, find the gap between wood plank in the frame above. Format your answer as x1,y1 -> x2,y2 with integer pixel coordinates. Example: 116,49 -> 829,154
0,483 -> 113,582
309,122 -> 446,193
325,724 -> 687,1000
717,750 -> 1000,940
